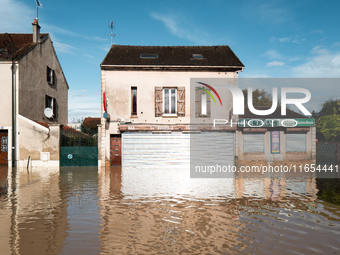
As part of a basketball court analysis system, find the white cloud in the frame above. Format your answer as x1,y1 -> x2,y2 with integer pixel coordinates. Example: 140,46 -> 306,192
253,3 -> 293,25
270,35 -> 305,44
311,30 -> 324,34
292,49 -> 340,77
263,49 -> 301,62
42,23 -> 107,42
68,90 -> 100,121
266,61 -> 284,67
150,12 -> 211,45
332,42 -> 340,48
52,40 -> 76,54
311,45 -> 329,55
0,0 -> 34,32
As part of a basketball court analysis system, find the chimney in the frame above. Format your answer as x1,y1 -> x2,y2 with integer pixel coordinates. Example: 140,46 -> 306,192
32,19 -> 41,43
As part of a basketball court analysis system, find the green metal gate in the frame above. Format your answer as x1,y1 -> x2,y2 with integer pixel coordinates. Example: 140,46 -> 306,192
60,126 -> 98,167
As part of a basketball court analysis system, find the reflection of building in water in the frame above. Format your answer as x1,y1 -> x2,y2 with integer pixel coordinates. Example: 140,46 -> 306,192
98,167 -> 319,254
0,167 -> 68,254
98,166 -> 246,254
235,171 -> 318,203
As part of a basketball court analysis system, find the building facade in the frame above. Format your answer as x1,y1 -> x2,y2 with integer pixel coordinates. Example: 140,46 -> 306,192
0,21 -> 69,167
100,45 -> 244,166
236,107 -> 316,163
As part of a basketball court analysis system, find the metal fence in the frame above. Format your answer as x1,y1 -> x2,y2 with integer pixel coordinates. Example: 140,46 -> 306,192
316,142 -> 340,165
60,126 -> 98,167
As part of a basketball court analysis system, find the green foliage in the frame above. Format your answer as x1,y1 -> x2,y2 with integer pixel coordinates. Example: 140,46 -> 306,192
242,88 -> 279,106
317,179 -> 340,206
316,115 -> 340,142
315,99 -> 340,119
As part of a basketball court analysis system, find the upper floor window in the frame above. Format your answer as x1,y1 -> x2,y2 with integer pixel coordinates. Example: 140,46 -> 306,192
47,66 -> 55,85
195,87 -> 211,118
163,88 -> 177,115
131,87 -> 137,116
45,95 -> 57,119
155,87 -> 185,117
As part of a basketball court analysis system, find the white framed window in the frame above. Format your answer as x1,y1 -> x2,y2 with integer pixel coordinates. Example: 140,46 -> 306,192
163,88 -> 177,115
243,133 -> 265,153
286,133 -> 306,152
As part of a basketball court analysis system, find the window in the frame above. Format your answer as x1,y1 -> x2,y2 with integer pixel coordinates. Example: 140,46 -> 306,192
140,54 -> 158,59
47,66 -> 55,85
243,134 -> 265,153
286,133 -> 306,152
163,88 -> 177,115
131,87 -> 137,115
45,95 -> 57,119
195,87 -> 211,117
192,54 -> 203,59
155,87 -> 185,117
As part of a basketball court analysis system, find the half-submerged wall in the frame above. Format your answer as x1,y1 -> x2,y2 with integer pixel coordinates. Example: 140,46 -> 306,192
17,115 -> 60,167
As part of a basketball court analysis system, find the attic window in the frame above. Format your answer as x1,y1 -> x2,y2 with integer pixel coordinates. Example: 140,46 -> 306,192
140,54 -> 158,59
192,54 -> 203,59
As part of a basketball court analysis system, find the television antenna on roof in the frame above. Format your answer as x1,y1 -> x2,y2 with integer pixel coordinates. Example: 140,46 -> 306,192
35,0 -> 43,21
106,21 -> 119,45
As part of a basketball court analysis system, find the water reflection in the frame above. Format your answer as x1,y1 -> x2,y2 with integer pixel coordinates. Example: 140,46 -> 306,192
98,167 -> 339,254
0,166 -> 339,254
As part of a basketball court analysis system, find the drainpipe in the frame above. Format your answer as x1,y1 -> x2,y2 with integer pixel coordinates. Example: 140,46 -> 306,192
3,33 -> 15,167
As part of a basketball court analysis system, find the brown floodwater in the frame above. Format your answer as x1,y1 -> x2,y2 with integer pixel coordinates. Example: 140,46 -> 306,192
0,165 -> 339,254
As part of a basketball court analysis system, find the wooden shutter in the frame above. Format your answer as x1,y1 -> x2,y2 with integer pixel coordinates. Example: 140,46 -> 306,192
206,90 -> 211,118
177,87 -> 185,117
195,88 -> 211,117
155,87 -> 163,117
195,88 -> 202,117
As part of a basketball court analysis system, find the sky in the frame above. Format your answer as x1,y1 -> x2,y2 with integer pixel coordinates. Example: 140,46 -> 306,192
1,0 -> 340,121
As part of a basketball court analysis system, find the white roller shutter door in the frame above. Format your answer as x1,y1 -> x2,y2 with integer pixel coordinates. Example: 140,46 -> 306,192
122,132 -> 234,167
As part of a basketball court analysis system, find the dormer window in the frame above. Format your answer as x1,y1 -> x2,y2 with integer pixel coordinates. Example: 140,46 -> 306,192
47,66 -> 55,85
192,54 -> 203,59
140,54 -> 158,59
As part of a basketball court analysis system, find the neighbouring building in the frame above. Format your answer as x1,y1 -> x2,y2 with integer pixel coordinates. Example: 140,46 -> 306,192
100,45 -> 244,166
0,20 -> 69,167
237,106 -> 316,162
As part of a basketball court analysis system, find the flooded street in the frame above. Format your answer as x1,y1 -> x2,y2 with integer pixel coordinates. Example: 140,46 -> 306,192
0,165 -> 340,254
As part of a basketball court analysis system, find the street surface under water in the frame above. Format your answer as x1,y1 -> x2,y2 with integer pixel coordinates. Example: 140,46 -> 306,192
0,165 -> 339,254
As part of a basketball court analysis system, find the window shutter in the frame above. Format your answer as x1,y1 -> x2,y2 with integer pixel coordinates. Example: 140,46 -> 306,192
155,87 -> 163,117
46,66 -> 49,83
206,89 -> 211,117
177,87 -> 185,117
53,98 -> 57,120
195,88 -> 202,117
52,70 -> 55,85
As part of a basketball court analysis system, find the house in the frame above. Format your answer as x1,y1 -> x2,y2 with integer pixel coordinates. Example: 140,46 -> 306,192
237,106 -> 316,162
0,20 -> 69,167
83,117 -> 100,133
100,45 -> 244,167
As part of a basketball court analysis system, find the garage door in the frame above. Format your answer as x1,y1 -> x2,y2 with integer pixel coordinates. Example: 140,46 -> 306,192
122,132 -> 234,167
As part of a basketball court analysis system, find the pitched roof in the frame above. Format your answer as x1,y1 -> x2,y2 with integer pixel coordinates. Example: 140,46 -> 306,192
101,45 -> 244,71
0,33 -> 49,61
83,117 -> 101,127
241,106 -> 309,119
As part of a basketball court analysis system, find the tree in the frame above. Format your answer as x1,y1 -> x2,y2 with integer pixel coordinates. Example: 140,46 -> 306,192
315,99 -> 340,119
316,115 -> 340,142
242,88 -> 280,107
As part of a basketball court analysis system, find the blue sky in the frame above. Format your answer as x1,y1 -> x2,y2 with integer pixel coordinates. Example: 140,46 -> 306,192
1,0 -> 340,121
